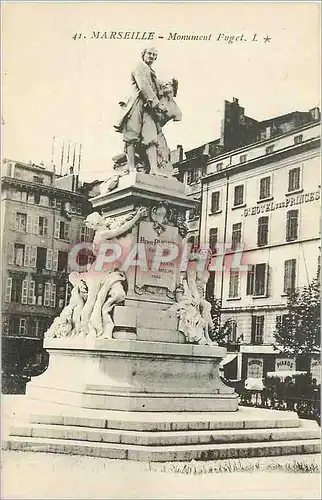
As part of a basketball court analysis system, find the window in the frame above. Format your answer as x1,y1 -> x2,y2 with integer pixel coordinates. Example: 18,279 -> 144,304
276,314 -> 289,330
33,175 -> 44,184
288,167 -> 301,192
284,259 -> 296,293
27,192 -> 35,204
231,223 -> 242,250
40,195 -> 49,207
46,249 -> 59,271
21,280 -> 28,304
210,191 -> 220,213
251,316 -> 264,345
257,217 -> 269,247
265,145 -> 274,155
50,198 -> 56,208
229,270 -> 240,298
55,220 -> 70,240
187,207 -> 198,221
187,168 -> 200,184
239,154 -> 247,163
246,263 -> 268,297
259,177 -> 271,200
209,228 -> 218,254
12,244 -> 24,266
19,318 -> 27,335
16,212 -> 27,232
58,251 -> 69,272
233,185 -> 244,206
70,203 -> 76,214
216,162 -> 223,171
36,247 -> 47,272
205,272 -> 215,301
286,210 -> 298,241
44,283 -> 51,306
5,277 -> 13,302
294,134 -> 303,145
254,263 -> 268,296
5,276 -> 23,303
76,203 -> 83,215
38,216 -> 48,236
28,281 -> 36,305
229,321 -> 238,343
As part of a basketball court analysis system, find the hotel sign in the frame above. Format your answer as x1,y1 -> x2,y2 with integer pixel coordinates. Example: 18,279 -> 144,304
244,190 -> 320,217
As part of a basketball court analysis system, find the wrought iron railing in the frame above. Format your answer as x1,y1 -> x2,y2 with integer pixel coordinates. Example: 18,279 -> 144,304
239,390 -> 320,425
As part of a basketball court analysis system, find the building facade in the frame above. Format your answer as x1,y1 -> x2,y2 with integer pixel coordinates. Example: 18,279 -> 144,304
176,99 -> 321,380
1,159 -> 92,391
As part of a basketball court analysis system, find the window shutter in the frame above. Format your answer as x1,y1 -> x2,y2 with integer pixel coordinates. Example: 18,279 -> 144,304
64,223 -> 70,240
80,226 -> 86,242
30,246 -> 37,268
7,242 -> 14,265
46,249 -> 53,270
265,264 -> 270,296
5,277 -> 12,302
33,216 -> 39,234
251,316 -> 256,344
21,280 -> 28,304
54,220 -> 60,238
43,217 -> 49,236
25,214 -> 32,233
246,265 -> 255,295
19,318 -> 27,335
50,284 -> 56,307
53,250 -> 58,271
28,280 -> 36,305
44,282 -> 51,306
24,245 -> 31,267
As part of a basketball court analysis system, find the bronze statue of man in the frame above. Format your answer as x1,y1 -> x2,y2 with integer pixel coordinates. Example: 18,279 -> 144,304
114,47 -> 181,176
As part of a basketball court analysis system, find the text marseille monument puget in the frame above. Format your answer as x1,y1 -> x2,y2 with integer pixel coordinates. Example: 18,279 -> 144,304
5,48 -> 320,461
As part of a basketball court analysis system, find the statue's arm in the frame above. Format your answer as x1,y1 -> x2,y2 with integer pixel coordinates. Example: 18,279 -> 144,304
133,62 -> 159,108
97,209 -> 145,240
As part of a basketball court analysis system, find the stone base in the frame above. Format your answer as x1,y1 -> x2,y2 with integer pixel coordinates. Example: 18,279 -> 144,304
3,398 -> 320,462
26,339 -> 238,412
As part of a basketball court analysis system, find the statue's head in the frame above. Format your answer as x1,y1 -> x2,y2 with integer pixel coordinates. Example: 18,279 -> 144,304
141,47 -> 158,66
85,212 -> 102,229
161,78 -> 178,97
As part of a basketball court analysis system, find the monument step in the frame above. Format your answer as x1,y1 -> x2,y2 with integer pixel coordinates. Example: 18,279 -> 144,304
3,435 -> 320,462
9,422 -> 320,447
28,409 -> 301,432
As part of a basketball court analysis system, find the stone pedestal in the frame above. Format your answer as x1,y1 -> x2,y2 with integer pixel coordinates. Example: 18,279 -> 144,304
26,338 -> 238,412
26,171 -> 238,415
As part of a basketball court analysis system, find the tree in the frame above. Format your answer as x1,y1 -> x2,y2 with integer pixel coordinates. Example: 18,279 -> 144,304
274,273 -> 320,357
208,296 -> 235,346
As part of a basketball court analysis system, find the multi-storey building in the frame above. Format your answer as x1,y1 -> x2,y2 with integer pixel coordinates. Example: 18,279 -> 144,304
1,159 -> 92,391
175,99 -> 321,381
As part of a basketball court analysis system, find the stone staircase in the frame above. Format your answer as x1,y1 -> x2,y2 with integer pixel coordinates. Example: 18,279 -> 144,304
3,403 -> 321,461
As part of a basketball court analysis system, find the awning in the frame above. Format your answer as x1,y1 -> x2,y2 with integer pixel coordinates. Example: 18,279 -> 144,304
266,371 -> 307,380
220,353 -> 238,368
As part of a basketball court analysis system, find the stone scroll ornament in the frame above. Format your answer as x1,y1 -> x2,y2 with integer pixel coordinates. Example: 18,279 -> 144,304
45,207 -> 148,340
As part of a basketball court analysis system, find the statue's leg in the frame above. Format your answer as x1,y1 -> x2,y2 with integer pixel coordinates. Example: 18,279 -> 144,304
125,143 -> 136,172
146,144 -> 158,175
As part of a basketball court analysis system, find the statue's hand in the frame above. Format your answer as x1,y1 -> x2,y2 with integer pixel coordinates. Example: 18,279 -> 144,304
137,206 -> 148,218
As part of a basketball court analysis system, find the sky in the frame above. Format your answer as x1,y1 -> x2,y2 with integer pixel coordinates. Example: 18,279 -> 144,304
2,2 -> 320,182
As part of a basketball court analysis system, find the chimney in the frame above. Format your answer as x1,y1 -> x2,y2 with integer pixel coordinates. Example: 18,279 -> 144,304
233,97 -> 239,104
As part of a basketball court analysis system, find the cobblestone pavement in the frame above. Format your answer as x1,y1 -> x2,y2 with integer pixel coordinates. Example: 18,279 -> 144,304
1,451 -> 321,499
